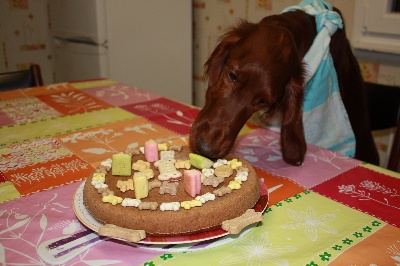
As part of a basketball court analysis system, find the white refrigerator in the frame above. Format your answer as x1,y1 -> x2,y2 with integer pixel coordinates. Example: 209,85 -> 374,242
50,0 -> 193,104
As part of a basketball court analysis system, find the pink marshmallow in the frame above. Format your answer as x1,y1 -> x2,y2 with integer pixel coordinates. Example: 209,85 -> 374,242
144,139 -> 159,162
184,169 -> 201,197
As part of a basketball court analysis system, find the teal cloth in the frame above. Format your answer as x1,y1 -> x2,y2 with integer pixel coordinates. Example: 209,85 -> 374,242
283,0 -> 355,157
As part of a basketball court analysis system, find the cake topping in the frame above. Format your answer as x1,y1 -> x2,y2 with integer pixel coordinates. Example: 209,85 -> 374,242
214,164 -> 233,178
102,194 -> 123,205
112,153 -> 132,176
154,158 -> 182,181
148,179 -> 162,190
133,172 -> 149,199
159,181 -> 179,195
132,160 -> 150,171
121,198 -> 141,207
160,150 -> 175,160
144,139 -> 159,162
175,159 -> 191,169
213,186 -> 232,197
116,179 -> 134,192
138,201 -> 158,210
157,143 -> 168,151
181,199 -> 202,210
213,159 -> 228,168
169,144 -> 183,152
100,158 -> 112,169
195,192 -> 216,203
189,153 -> 213,169
228,180 -> 242,190
202,174 -> 224,187
235,167 -> 249,182
227,159 -> 242,169
183,169 -> 202,197
201,168 -> 214,177
98,187 -> 114,197
160,202 -> 180,211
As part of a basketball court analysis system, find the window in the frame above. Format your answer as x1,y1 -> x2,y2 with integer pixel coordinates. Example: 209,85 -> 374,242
353,0 -> 400,54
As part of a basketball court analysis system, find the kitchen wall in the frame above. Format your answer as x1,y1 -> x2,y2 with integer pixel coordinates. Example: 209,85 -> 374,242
0,0 -> 53,84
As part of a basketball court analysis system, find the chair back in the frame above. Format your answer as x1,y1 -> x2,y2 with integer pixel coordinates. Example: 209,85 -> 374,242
366,82 -> 400,171
0,64 -> 44,91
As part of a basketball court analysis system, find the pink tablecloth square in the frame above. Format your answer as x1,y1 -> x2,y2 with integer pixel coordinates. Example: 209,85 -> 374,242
122,97 -> 197,118
234,128 -> 361,188
0,181 -> 164,265
83,83 -> 161,106
146,108 -> 200,135
0,181 -> 81,264
313,166 -> 400,227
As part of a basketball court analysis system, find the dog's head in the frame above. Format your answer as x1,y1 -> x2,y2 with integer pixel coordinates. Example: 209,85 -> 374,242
190,18 -> 307,165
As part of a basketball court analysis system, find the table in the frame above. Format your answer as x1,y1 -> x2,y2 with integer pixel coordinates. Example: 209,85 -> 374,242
1,79 -> 399,265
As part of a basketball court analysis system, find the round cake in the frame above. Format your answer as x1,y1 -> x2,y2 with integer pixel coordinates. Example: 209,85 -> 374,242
83,145 -> 260,236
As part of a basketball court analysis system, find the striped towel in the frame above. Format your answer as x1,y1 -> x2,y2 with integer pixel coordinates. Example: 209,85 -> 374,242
282,0 -> 356,157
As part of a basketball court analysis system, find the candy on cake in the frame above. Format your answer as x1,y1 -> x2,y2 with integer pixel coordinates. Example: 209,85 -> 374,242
112,153 -> 131,176
183,169 -> 201,197
189,153 -> 213,169
144,139 -> 159,162
133,172 -> 149,199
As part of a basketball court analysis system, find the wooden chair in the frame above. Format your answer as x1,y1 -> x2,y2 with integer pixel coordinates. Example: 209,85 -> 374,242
365,82 -> 400,172
0,64 -> 44,91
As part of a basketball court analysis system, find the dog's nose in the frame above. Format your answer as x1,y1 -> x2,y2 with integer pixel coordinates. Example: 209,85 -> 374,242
193,136 -> 220,160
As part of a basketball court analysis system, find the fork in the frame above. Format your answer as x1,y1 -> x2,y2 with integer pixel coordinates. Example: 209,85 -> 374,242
37,230 -> 106,265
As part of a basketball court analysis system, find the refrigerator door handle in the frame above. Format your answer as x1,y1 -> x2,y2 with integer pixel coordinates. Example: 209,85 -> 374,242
101,40 -> 108,49
53,36 -> 99,46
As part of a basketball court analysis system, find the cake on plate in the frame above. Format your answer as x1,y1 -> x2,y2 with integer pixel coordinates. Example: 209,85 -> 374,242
82,141 -> 261,237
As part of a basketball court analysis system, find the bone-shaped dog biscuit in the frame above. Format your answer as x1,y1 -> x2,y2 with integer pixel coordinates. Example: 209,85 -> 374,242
98,224 -> 146,242
221,209 -> 263,234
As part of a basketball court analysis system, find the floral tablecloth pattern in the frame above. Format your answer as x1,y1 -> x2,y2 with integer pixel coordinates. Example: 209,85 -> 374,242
0,80 -> 399,265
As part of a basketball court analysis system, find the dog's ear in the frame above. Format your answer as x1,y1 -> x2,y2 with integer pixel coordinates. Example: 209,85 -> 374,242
280,65 -> 307,166
204,20 -> 253,87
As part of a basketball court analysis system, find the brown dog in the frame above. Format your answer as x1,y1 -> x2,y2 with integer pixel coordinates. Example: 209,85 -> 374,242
190,9 -> 379,166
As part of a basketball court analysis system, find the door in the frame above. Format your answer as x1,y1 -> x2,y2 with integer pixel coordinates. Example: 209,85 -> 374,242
105,0 -> 193,104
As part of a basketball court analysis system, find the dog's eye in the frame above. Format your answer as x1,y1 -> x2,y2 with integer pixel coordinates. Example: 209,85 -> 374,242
228,72 -> 237,82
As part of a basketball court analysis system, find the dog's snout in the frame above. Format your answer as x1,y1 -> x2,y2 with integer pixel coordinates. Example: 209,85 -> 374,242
193,135 -> 220,160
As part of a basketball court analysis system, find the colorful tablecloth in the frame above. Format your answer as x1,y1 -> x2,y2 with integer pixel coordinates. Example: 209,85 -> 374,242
0,80 -> 399,265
